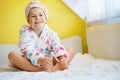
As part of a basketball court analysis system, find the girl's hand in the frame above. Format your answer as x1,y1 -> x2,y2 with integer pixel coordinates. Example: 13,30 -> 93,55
59,56 -> 67,64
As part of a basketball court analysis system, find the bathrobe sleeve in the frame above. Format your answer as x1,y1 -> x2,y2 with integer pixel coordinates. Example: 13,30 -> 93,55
50,31 -> 69,62
18,26 -> 44,66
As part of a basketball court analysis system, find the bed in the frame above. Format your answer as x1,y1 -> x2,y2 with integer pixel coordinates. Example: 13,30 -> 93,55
0,36 -> 120,80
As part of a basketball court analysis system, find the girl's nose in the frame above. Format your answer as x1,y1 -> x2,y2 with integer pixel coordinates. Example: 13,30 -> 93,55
36,16 -> 40,20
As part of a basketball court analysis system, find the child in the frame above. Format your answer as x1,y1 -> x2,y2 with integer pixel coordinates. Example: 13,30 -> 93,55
8,0 -> 74,72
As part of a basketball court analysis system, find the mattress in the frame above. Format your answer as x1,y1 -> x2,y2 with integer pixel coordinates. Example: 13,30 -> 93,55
0,53 -> 120,80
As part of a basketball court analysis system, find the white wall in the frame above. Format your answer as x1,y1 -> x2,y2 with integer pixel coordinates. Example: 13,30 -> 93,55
62,0 -> 89,21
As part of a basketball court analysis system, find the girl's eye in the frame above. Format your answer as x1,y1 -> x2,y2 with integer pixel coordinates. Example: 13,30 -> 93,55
39,14 -> 43,16
31,16 -> 35,17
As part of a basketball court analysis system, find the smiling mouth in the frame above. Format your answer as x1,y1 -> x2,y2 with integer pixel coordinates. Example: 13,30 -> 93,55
35,22 -> 40,24
35,21 -> 43,24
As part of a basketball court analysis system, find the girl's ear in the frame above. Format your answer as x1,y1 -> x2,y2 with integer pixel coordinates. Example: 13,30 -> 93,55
27,16 -> 30,24
27,19 -> 30,25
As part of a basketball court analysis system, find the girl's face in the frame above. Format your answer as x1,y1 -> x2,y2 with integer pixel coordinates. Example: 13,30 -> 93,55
28,7 -> 46,31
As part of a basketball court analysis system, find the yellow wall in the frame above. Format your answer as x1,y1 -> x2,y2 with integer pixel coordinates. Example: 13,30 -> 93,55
0,0 -> 87,53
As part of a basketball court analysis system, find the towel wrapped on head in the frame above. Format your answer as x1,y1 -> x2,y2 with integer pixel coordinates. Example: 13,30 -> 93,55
25,0 -> 48,21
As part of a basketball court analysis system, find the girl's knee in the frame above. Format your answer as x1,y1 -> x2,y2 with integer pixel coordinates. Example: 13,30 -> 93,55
8,51 -> 17,60
66,48 -> 75,54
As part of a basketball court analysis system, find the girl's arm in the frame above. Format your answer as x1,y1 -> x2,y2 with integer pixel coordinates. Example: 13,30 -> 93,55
51,31 -> 69,62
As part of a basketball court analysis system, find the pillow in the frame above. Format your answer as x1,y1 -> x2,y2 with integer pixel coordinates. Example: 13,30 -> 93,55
0,44 -> 20,65
61,36 -> 82,53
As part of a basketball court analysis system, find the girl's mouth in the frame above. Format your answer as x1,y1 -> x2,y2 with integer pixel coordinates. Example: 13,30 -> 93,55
35,21 -> 43,24
35,22 -> 40,24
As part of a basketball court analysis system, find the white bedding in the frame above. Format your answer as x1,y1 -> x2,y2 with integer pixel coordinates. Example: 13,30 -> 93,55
0,53 -> 120,80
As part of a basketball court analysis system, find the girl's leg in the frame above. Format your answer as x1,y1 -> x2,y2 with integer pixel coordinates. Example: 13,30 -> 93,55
8,51 -> 42,72
66,48 -> 75,63
52,48 -> 75,71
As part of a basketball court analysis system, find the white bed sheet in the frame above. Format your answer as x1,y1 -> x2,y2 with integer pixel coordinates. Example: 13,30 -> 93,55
0,53 -> 120,80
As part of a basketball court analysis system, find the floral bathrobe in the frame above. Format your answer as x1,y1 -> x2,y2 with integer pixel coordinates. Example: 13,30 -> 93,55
18,24 -> 69,66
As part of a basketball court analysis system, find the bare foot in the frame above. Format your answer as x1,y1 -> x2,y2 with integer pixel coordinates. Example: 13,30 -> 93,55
40,58 -> 53,72
52,61 -> 68,72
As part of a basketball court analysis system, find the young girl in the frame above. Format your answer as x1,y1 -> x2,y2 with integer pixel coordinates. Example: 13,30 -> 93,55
8,0 -> 74,72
